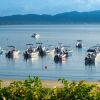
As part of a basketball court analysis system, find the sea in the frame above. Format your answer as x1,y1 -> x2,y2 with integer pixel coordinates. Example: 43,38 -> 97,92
0,24 -> 100,81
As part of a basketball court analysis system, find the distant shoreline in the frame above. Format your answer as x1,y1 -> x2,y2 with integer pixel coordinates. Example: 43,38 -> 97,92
1,10 -> 100,25
1,23 -> 100,25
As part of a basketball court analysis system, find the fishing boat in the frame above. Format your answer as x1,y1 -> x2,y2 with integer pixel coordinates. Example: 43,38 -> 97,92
23,44 -> 38,59
32,33 -> 40,39
76,40 -> 82,48
54,53 -> 66,63
5,46 -> 20,59
55,43 -> 65,54
55,44 -> 73,57
85,45 -> 100,64
36,43 -> 46,57
63,46 -> 73,57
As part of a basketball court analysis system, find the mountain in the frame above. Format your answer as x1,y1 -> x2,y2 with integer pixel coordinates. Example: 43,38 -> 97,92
0,10 -> 100,24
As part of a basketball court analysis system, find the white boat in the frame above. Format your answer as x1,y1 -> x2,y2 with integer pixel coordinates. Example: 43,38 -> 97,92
55,44 -> 65,54
5,46 -> 20,59
45,45 -> 55,56
32,33 -> 40,39
55,44 -> 73,57
63,46 -> 73,56
23,44 -> 38,58
76,40 -> 82,48
85,46 -> 100,64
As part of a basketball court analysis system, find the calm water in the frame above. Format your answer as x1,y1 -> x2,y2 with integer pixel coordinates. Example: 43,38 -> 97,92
0,25 -> 100,80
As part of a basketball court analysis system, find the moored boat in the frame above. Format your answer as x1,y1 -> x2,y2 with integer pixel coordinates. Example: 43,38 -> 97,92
76,40 -> 82,48
63,46 -> 73,57
5,46 -> 20,59
85,45 -> 100,64
36,44 -> 46,57
23,44 -> 38,59
45,45 -> 55,56
54,53 -> 66,63
55,44 -> 73,57
32,33 -> 40,39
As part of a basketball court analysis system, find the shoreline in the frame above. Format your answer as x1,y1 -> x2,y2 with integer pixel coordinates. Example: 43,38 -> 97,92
0,80 -> 63,88
1,79 -> 100,88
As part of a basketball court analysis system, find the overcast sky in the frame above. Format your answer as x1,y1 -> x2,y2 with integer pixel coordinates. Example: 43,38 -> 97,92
1,0 -> 100,16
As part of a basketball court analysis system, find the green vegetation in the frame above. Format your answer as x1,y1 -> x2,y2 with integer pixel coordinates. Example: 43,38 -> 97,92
0,76 -> 100,100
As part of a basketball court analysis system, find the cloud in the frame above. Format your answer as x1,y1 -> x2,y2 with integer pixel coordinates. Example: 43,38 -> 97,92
1,0 -> 100,16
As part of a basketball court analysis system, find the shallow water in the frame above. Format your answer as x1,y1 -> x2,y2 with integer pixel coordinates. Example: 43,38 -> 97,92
0,24 -> 100,80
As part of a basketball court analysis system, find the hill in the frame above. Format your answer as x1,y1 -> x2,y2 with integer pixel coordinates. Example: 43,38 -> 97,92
0,10 -> 100,24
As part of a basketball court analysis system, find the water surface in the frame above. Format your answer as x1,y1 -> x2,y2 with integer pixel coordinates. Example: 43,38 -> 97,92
0,25 -> 100,80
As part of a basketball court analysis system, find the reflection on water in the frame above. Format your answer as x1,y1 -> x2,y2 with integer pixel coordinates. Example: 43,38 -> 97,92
85,65 -> 96,72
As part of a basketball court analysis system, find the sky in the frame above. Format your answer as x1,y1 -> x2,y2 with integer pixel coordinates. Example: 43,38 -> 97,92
1,0 -> 100,16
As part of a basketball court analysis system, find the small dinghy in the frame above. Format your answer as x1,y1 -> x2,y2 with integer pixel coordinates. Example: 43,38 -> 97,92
76,40 -> 82,48
32,33 -> 40,39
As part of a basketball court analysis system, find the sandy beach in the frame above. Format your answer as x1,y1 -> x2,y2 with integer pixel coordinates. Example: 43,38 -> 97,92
0,80 -> 63,88
1,80 -> 100,88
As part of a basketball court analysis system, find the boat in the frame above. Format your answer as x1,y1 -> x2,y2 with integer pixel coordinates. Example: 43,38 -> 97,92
55,44 -> 73,57
76,40 -> 82,48
0,47 -> 3,55
63,46 -> 73,57
55,43 -> 65,54
45,45 -> 55,56
54,53 -> 66,63
5,46 -> 20,59
36,43 -> 46,57
32,33 -> 40,39
23,44 -> 38,59
85,45 -> 100,64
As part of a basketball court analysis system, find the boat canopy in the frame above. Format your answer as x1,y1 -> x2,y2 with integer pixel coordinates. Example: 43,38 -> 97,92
7,46 -> 15,48
77,40 -> 82,42
87,49 -> 96,52
36,42 -> 42,44
26,44 -> 33,46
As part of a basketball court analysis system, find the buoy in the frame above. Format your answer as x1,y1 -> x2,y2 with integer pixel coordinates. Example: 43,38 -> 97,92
45,65 -> 48,69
